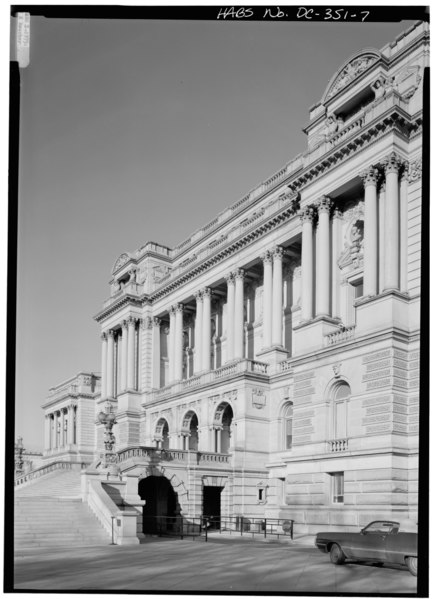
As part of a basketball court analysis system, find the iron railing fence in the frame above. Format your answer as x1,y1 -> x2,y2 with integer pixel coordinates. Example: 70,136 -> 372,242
140,515 -> 294,543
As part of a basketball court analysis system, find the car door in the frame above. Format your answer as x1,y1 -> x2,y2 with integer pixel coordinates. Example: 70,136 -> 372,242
350,521 -> 394,562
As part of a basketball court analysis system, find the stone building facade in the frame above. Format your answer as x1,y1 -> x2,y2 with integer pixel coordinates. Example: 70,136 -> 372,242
43,22 -> 427,533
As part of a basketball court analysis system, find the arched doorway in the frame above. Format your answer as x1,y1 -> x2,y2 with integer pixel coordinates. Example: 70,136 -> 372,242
139,475 -> 179,534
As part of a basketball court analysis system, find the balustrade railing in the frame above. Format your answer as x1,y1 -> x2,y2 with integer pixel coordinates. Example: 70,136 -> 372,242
147,359 -> 268,402
328,438 -> 349,452
117,446 -> 230,466
325,325 -> 356,346
15,460 -> 84,487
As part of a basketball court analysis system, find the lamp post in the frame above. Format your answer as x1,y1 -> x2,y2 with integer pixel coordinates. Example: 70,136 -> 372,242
15,436 -> 24,477
97,401 -> 119,476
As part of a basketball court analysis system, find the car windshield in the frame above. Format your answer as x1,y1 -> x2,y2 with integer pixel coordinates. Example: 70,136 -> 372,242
363,521 -> 397,534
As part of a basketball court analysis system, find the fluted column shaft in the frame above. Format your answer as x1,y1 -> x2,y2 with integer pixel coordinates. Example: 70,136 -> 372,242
194,292 -> 203,373
67,407 -> 74,444
54,412 -> 58,448
127,318 -> 136,389
101,333 -> 107,400
301,208 -> 315,321
169,307 -> 176,382
120,321 -> 128,392
107,330 -> 115,398
202,289 -> 211,371
44,415 -> 51,451
361,167 -> 379,296
225,274 -> 235,362
272,247 -> 284,346
234,269 -> 245,359
400,165 -> 409,292
383,153 -> 401,291
332,209 -> 343,318
316,197 -> 331,316
174,304 -> 184,380
262,252 -> 273,347
152,318 -> 161,388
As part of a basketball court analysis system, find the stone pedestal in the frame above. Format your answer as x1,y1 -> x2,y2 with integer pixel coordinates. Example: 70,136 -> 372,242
256,346 -> 289,367
355,291 -> 410,335
293,317 -> 341,354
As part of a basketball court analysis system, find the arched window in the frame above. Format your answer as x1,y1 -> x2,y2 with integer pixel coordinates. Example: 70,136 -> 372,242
332,383 -> 351,440
155,418 -> 170,450
283,402 -> 293,450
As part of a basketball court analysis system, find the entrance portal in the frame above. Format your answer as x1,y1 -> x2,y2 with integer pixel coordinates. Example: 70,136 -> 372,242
203,486 -> 223,530
138,476 -> 178,534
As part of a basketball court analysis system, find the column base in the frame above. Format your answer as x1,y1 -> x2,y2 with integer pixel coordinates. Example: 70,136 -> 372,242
256,346 -> 289,367
293,316 -> 341,354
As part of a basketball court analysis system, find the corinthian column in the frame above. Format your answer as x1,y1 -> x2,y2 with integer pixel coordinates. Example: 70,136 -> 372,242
234,269 -> 245,359
400,163 -> 409,292
225,273 -> 235,362
262,251 -> 273,348
383,152 -> 401,291
120,320 -> 128,392
169,306 -> 176,382
316,196 -> 332,316
107,330 -> 115,398
272,246 -> 284,346
300,207 -> 315,321
332,208 -> 343,318
174,304 -> 184,380
100,333 -> 107,400
152,318 -> 161,388
202,288 -> 212,371
194,291 -> 203,373
360,167 -> 379,296
127,317 -> 136,390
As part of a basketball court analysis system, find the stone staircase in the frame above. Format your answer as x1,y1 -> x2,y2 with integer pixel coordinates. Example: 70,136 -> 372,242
15,470 -> 110,548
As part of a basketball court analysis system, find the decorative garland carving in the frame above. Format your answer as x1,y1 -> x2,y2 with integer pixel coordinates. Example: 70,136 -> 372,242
325,53 -> 379,100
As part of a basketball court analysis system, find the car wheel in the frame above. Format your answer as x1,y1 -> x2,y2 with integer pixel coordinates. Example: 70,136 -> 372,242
329,543 -> 345,565
406,556 -> 417,576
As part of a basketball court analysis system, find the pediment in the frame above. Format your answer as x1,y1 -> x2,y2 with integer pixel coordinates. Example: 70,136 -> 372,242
112,252 -> 131,274
323,49 -> 381,102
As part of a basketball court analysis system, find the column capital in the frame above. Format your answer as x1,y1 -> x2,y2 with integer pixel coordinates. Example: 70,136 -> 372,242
101,332 -> 107,341
316,195 -> 332,214
272,245 -> 285,260
382,151 -> 402,174
360,166 -> 379,188
107,329 -> 115,338
400,160 -> 410,181
175,303 -> 184,313
233,268 -> 245,280
332,206 -> 343,220
225,272 -> 235,285
127,316 -> 136,327
153,317 -> 161,327
170,305 -> 177,315
121,319 -> 128,330
299,206 -> 315,224
261,250 -> 273,264
202,287 -> 212,299
143,316 -> 153,330
194,290 -> 203,302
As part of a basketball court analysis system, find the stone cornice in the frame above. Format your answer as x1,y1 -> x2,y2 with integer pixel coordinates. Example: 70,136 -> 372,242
94,294 -> 147,323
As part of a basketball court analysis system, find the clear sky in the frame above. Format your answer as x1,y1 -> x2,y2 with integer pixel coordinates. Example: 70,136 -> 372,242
12,11 -> 418,450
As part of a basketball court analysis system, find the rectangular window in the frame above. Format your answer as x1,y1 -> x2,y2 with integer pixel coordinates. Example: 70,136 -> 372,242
330,472 -> 344,504
285,418 -> 293,450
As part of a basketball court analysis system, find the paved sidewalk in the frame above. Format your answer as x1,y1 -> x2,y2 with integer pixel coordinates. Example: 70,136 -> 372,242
13,536 -> 417,593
